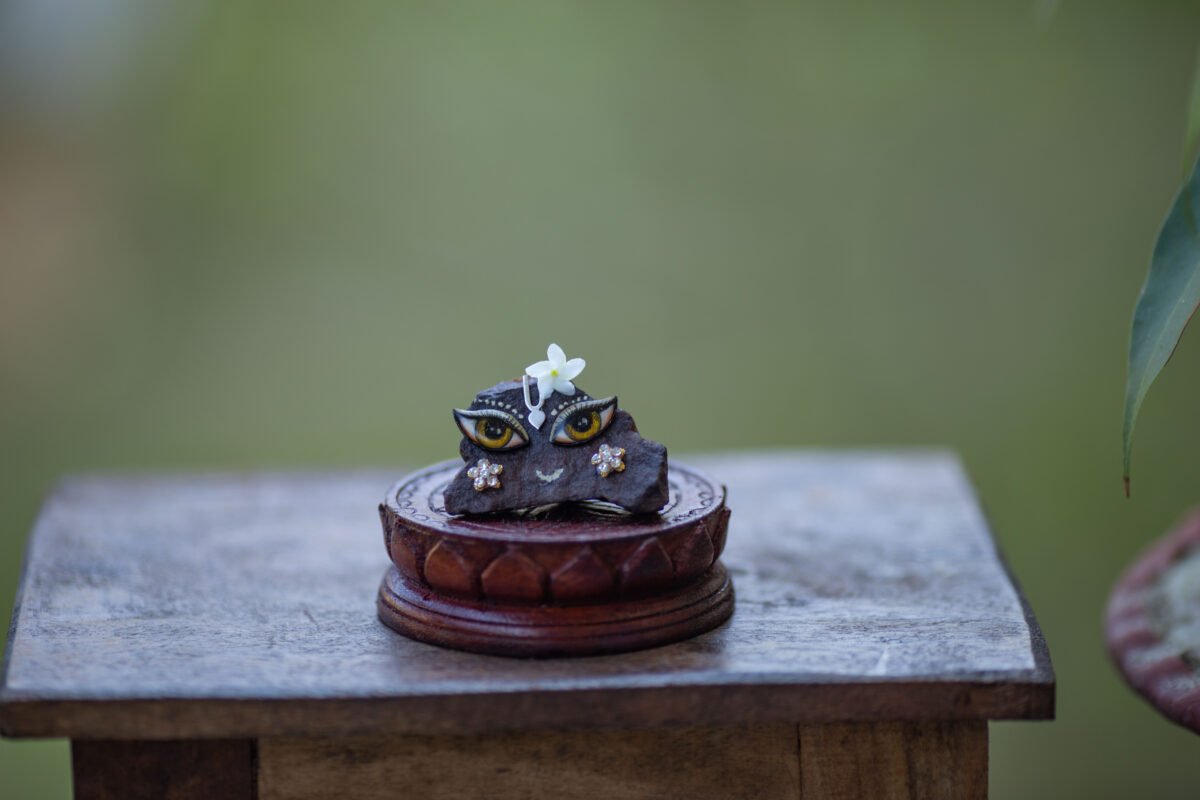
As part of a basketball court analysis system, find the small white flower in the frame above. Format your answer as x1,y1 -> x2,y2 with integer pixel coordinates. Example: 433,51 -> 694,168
525,343 -> 586,403
590,444 -> 626,478
466,458 -> 503,492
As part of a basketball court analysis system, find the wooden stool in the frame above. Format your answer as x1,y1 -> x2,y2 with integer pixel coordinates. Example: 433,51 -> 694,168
0,452 -> 1053,799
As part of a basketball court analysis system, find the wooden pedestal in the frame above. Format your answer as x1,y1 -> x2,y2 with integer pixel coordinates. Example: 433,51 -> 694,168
377,460 -> 734,656
0,452 -> 1054,799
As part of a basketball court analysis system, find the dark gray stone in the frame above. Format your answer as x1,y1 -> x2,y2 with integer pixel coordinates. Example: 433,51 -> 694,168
442,381 -> 669,515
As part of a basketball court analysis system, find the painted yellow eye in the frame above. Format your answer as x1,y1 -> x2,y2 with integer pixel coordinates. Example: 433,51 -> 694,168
453,409 -> 529,451
563,410 -> 601,442
550,397 -> 617,446
475,417 -> 514,449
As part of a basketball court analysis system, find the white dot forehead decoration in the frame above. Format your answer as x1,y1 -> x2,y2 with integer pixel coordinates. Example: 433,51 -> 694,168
552,396 -> 594,419
476,398 -> 519,413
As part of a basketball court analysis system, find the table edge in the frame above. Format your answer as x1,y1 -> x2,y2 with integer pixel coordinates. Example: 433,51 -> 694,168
0,672 -> 1054,739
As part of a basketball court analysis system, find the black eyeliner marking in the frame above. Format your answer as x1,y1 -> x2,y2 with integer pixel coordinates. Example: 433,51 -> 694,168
549,397 -> 618,445
453,408 -> 531,445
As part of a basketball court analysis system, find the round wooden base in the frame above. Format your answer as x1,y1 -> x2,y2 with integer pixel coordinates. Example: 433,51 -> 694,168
376,460 -> 734,657
378,562 -> 733,658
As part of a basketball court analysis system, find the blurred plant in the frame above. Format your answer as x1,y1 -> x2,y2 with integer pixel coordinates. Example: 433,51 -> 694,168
1122,56 -> 1200,495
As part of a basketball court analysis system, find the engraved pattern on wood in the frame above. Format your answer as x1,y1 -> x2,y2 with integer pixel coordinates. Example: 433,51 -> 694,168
72,739 -> 255,800
618,538 -> 675,593
380,461 -> 727,604
258,725 -> 799,800
669,526 -> 716,580
799,722 -> 987,800
480,550 -> 546,602
550,546 -> 615,600
422,540 -> 479,596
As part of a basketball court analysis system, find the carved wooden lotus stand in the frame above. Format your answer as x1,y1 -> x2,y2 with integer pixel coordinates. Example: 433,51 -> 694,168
377,460 -> 733,657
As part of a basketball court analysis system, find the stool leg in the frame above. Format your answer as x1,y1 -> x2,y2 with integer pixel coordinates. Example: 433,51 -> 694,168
71,739 -> 256,800
798,721 -> 987,799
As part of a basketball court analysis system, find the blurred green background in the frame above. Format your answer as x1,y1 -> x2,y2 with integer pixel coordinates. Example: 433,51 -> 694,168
3,0 -> 1200,796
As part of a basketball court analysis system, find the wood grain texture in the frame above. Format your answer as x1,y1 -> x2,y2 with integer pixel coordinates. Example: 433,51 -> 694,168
0,452 -> 1054,739
71,739 -> 254,800
799,722 -> 987,799
259,725 -> 800,800
259,722 -> 984,800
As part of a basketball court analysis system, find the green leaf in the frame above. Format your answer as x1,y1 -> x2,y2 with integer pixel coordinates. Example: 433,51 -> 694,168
1123,154 -> 1200,494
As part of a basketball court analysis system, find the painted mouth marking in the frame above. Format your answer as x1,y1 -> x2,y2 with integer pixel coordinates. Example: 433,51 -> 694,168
535,468 -> 564,483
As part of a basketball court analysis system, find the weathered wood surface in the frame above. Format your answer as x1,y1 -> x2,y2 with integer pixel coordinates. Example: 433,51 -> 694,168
0,452 -> 1053,739
72,739 -> 255,800
258,721 -> 983,800
798,722 -> 987,799
258,725 -> 799,800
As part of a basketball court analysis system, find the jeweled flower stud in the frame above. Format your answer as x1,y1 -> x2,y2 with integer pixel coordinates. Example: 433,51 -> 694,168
467,458 -> 503,491
591,444 -> 626,477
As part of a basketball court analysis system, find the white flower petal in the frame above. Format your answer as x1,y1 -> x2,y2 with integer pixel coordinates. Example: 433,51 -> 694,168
546,343 -> 566,367
536,374 -> 555,402
562,357 -> 585,380
553,377 -> 576,396
525,360 -> 553,378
